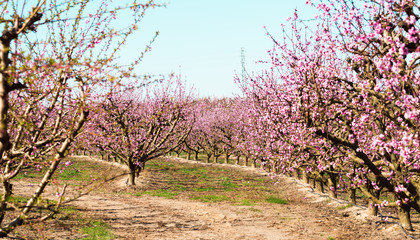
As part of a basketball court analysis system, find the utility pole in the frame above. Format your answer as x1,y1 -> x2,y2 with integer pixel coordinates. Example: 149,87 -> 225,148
241,47 -> 246,83
240,47 -> 250,93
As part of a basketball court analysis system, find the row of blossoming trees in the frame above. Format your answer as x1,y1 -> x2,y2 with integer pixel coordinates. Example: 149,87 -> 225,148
265,0 -> 420,231
163,0 -> 420,231
263,0 -> 418,231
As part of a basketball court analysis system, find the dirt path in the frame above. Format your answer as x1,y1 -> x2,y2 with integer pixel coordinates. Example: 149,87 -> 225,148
66,157 -> 410,240
7,156 -> 416,239
71,193 -> 293,240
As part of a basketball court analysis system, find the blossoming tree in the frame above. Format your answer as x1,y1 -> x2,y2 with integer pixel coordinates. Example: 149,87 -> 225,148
0,0 -> 160,236
84,79 -> 195,186
239,0 -> 420,231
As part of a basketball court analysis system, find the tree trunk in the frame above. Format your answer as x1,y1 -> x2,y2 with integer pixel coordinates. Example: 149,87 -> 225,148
252,159 -> 256,168
206,154 -> 211,163
187,152 -> 191,160
128,171 -> 136,186
293,170 -> 299,179
398,204 -> 413,231
315,178 -> 324,193
194,151 -> 198,160
348,188 -> 356,205
367,200 -> 378,216
244,156 -> 249,166
303,172 -> 309,184
224,152 -> 229,164
0,181 -> 12,225
235,155 -> 240,165
127,160 -> 136,186
367,188 -> 380,216
327,175 -> 337,198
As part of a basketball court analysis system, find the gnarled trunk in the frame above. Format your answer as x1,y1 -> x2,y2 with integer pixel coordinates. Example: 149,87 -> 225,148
315,177 -> 324,193
260,161 -> 265,169
127,159 -> 136,186
293,170 -> 299,179
327,174 -> 337,198
367,200 -> 378,216
348,188 -> 356,205
224,152 -> 229,164
206,153 -> 211,163
398,204 -> 413,231
303,172 -> 310,184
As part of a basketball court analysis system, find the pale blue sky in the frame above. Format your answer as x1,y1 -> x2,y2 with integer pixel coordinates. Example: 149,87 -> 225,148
121,0 -> 316,97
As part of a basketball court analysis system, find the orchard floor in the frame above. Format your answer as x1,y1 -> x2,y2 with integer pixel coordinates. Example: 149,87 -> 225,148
6,156 -> 419,240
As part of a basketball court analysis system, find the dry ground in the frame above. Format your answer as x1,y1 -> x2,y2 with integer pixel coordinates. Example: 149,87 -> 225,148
4,156 -> 419,240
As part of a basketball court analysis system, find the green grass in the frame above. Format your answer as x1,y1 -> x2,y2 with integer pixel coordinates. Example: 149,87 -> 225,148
0,194 -> 55,206
55,161 -> 99,183
219,177 -> 239,189
138,158 -> 285,207
5,195 -> 28,204
266,196 -> 287,205
14,172 -> 40,180
193,186 -> 216,192
57,206 -> 80,220
248,207 -> 262,213
172,184 -> 188,191
14,158 -> 106,185
199,174 -> 210,179
60,206 -> 79,214
58,169 -> 82,180
337,203 -> 353,210
191,194 -> 230,202
236,199 -> 256,206
179,167 -> 208,176
81,221 -> 114,240
146,161 -> 175,171
135,189 -> 178,199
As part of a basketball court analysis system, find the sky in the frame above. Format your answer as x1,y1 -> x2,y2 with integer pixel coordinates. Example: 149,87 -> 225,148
120,0 -> 317,97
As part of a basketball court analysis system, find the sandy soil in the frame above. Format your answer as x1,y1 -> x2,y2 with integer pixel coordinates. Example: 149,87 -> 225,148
6,156 -> 418,239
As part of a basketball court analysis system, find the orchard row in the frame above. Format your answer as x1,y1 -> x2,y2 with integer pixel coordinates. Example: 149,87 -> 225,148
81,0 -> 420,232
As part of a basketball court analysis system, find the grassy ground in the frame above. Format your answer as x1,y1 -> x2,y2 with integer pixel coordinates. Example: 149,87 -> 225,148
123,158 -> 288,207
15,158 -> 114,185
